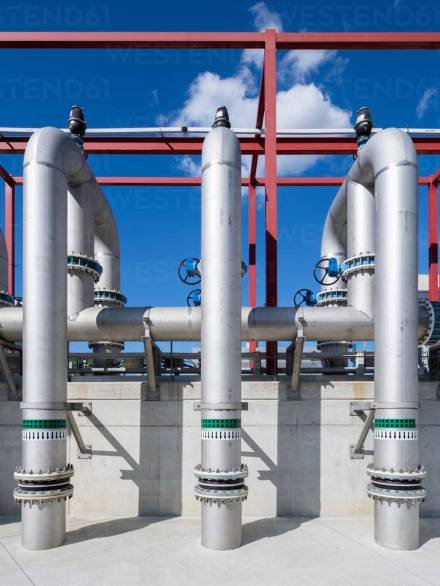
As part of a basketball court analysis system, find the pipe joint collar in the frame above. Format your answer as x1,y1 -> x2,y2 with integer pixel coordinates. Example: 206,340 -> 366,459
315,289 -> 347,307
341,254 -> 375,280
67,254 -> 102,283
94,288 -> 127,307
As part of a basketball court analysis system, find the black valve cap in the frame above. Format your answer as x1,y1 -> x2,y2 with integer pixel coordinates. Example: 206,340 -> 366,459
68,105 -> 87,136
354,106 -> 373,137
212,106 -> 231,129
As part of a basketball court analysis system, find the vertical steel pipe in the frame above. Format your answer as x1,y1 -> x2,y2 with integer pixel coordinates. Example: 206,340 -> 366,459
91,183 -> 125,365
15,127 -> 94,550
346,181 -> 375,317
371,155 -> 422,550
195,107 -> 247,550
346,128 -> 424,550
67,182 -> 95,318
318,183 -> 350,365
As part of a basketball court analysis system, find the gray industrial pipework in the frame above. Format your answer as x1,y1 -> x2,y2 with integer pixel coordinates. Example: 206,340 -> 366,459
91,182 -> 125,365
67,182 -> 95,318
194,107 -> 248,550
14,126 -> 102,550
0,304 -> 432,343
338,128 -> 423,550
317,171 -> 351,365
68,178 -> 124,365
346,181 -> 375,317
68,181 -> 121,317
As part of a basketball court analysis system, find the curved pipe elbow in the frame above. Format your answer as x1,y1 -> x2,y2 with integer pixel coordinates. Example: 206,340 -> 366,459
349,127 -> 418,186
24,126 -> 92,184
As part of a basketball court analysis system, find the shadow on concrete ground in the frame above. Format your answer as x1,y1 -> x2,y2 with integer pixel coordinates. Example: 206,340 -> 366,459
65,515 -> 171,544
242,517 -> 312,546
420,518 -> 440,546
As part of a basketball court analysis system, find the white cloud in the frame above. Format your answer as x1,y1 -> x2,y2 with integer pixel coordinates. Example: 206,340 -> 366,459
165,2 -> 350,179
249,2 -> 283,31
171,69 -> 350,177
416,88 -> 437,119
173,71 -> 258,128
179,155 -> 201,176
278,50 -> 337,83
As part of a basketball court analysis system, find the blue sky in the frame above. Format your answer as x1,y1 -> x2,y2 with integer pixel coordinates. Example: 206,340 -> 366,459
0,0 -> 439,343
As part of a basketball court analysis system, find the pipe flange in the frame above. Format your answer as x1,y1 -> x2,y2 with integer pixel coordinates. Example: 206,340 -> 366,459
88,341 -> 124,349
341,254 -> 375,280
367,483 -> 426,503
14,484 -> 74,504
94,288 -> 127,307
0,291 -> 15,308
194,485 -> 248,503
14,464 -> 74,483
67,254 -> 103,283
315,289 -> 347,307
194,464 -> 248,481
367,464 -> 426,482
418,299 -> 440,345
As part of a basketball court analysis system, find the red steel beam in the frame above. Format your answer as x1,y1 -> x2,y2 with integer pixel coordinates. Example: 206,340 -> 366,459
276,32 -> 440,50
428,182 -> 439,301
0,31 -> 266,49
0,164 -> 15,188
248,68 -> 266,360
11,175 -> 435,186
1,136 -> 440,155
0,31 -> 438,50
4,183 -> 15,295
248,183 -> 257,357
249,70 -> 265,183
264,30 -> 278,373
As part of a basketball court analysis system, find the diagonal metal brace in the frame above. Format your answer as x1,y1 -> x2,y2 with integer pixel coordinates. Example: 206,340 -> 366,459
290,319 -> 305,391
142,320 -> 161,393
350,401 -> 375,459
66,403 -> 92,458
0,341 -> 19,400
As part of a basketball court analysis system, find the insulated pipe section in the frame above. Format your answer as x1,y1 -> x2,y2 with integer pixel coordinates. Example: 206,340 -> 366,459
345,128 -> 424,550
94,183 -> 123,303
346,181 -> 375,317
195,107 -> 247,550
0,304 -> 434,344
67,182 -> 96,319
90,183 -> 125,365
317,182 -> 351,365
15,127 -> 96,550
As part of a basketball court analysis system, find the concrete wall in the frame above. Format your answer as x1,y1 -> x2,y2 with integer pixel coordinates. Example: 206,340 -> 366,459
1,379 -> 439,518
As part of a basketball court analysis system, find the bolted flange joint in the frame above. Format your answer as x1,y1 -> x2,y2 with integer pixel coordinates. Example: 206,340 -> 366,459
94,288 -> 127,307
14,463 -> 74,505
67,254 -> 102,283
194,464 -> 248,503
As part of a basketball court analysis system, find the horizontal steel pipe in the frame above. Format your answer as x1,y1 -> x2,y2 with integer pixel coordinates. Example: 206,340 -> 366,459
0,305 -> 430,343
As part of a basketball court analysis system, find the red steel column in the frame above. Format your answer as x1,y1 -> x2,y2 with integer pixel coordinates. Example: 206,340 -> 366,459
428,182 -> 439,301
5,183 -> 15,295
248,183 -> 257,356
264,29 -> 278,373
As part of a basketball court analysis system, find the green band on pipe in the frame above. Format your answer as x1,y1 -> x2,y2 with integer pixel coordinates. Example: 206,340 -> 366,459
22,420 -> 66,429
201,419 -> 241,429
374,418 -> 416,429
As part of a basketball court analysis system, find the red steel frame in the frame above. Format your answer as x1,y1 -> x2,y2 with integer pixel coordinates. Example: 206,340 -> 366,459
1,30 -> 440,372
